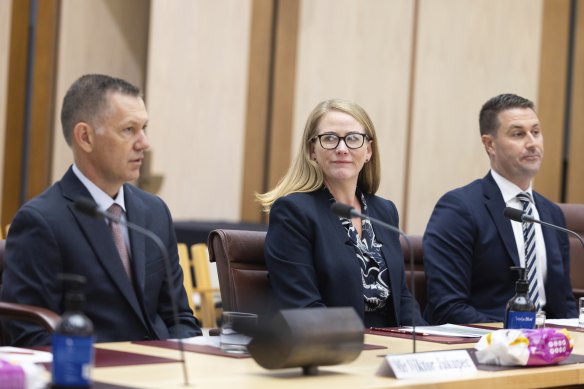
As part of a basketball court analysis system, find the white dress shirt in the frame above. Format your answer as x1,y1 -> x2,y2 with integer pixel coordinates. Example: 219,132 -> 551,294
491,169 -> 547,308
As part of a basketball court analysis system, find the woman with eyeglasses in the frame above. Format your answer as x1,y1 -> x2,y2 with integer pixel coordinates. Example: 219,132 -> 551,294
257,99 -> 425,328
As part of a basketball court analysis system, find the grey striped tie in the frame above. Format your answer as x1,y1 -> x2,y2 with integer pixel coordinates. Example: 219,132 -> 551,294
517,192 -> 540,310
108,204 -> 132,280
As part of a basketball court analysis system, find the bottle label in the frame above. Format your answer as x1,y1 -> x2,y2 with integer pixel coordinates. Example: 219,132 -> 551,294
52,334 -> 94,387
506,311 -> 536,329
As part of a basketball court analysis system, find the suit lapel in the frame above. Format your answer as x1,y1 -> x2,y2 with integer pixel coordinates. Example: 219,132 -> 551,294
60,168 -> 146,324
317,188 -> 353,246
483,173 -> 520,266
124,185 -> 148,298
366,198 -> 403,314
533,193 -> 556,267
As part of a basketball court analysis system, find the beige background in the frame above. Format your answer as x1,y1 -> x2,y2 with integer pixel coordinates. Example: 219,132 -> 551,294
146,0 -> 251,221
3,0 -> 575,235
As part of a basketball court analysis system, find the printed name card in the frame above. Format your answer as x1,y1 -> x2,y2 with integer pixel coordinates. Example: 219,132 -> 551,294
380,350 -> 477,379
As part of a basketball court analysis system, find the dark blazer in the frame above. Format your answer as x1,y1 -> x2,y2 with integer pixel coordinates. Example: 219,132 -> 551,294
264,188 -> 425,327
423,172 -> 577,324
1,167 -> 201,346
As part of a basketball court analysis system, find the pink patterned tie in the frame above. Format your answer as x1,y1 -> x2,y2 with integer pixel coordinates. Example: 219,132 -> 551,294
107,204 -> 132,280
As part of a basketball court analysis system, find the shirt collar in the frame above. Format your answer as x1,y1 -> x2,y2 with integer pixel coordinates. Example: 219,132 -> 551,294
72,164 -> 126,212
490,169 -> 533,203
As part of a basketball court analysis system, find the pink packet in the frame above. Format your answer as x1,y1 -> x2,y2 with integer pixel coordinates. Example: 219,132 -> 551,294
475,328 -> 573,366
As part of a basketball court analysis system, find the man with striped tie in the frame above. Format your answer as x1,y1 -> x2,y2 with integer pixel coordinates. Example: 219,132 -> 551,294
422,93 -> 577,325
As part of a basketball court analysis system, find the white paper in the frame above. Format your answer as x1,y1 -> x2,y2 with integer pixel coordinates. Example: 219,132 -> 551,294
170,335 -> 221,348
545,318 -> 580,327
0,347 -> 52,364
400,324 -> 492,338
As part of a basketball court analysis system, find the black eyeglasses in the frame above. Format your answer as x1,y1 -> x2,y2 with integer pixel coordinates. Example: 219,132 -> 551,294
313,133 -> 369,150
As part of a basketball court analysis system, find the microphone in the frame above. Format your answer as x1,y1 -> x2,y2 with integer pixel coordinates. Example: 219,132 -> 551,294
503,206 -> 584,248
330,202 -> 418,353
73,197 -> 189,385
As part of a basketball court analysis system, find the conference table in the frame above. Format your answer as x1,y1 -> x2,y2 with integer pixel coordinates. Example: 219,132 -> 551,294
75,325 -> 584,388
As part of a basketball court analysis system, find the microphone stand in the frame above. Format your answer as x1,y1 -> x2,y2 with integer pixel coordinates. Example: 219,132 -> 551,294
504,206 -> 584,248
74,198 -> 189,385
526,218 -> 584,249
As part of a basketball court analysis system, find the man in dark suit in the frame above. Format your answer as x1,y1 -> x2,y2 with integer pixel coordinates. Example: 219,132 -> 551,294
1,74 -> 201,346
423,93 -> 577,324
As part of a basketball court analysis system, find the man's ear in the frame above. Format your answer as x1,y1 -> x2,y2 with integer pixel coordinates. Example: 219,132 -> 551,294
73,122 -> 94,153
481,134 -> 495,156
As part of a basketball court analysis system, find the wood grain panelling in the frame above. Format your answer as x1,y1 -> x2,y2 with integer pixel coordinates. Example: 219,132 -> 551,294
406,0 -> 543,234
26,0 -> 59,198
240,0 -> 276,223
266,0 -> 300,190
2,0 -> 60,228
536,0 -> 571,202
51,0 -> 150,184
0,0 -> 13,224
566,0 -> 584,202
146,0 -> 251,220
292,0 -> 414,217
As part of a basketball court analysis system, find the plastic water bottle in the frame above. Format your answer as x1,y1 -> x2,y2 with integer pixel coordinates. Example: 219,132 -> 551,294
52,274 -> 94,388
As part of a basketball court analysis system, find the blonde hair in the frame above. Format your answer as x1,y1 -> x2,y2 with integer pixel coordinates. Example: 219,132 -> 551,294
256,99 -> 380,211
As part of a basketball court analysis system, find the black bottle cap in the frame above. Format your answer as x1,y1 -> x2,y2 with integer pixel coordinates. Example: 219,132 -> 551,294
58,273 -> 87,311
510,266 -> 529,294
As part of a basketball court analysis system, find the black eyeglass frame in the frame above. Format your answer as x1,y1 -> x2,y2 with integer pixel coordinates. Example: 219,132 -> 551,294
312,133 -> 370,150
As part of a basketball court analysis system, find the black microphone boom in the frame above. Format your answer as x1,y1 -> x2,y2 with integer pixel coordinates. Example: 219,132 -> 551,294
73,197 -> 189,385
330,202 -> 418,353
503,206 -> 584,249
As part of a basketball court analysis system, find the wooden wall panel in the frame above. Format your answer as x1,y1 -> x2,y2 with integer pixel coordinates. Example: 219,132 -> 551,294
51,0 -> 150,184
240,0 -> 276,223
536,0 -> 571,202
266,0 -> 300,191
0,0 -> 12,224
406,0 -> 543,234
292,0 -> 415,217
146,0 -> 252,220
2,0 -> 59,228
566,0 -> 584,202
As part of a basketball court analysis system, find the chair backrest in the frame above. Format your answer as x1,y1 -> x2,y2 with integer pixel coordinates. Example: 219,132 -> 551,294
0,239 -> 61,344
400,235 -> 427,312
208,229 -> 269,317
557,203 -> 584,300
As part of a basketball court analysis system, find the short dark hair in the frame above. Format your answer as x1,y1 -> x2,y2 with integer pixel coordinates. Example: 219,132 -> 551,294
61,74 -> 141,146
479,93 -> 535,136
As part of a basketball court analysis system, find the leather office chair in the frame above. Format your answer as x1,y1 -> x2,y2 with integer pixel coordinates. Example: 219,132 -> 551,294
208,229 -> 430,316
207,229 -> 269,318
0,239 -> 61,344
557,203 -> 584,300
400,235 -> 427,312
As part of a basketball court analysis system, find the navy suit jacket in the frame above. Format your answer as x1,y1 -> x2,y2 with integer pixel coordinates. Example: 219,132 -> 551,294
265,188 -> 425,327
1,167 -> 201,346
423,172 -> 577,324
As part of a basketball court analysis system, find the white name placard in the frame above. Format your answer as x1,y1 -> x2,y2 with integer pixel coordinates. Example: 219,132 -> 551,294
382,350 -> 477,379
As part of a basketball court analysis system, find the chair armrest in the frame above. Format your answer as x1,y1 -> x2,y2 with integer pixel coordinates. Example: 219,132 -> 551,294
0,302 -> 61,332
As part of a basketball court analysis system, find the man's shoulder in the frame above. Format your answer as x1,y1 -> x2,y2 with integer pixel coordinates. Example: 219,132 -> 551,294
437,177 -> 485,203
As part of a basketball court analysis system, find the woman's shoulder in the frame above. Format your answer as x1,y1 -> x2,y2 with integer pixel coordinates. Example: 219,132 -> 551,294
365,193 -> 397,212
271,190 -> 328,214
